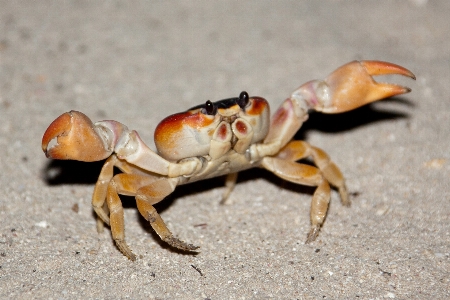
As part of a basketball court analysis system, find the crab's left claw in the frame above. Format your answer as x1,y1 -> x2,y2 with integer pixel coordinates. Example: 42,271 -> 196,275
42,111 -> 113,162
294,60 -> 415,114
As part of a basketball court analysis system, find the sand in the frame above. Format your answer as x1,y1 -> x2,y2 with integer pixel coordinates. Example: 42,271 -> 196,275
0,1 -> 448,299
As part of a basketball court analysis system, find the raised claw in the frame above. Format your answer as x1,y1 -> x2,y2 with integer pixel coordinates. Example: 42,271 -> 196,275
42,111 -> 112,162
294,60 -> 415,114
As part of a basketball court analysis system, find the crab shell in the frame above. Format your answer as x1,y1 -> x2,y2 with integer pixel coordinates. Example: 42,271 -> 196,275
154,95 -> 270,162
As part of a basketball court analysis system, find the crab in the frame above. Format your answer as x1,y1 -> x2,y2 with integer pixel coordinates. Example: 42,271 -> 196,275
42,60 -> 415,260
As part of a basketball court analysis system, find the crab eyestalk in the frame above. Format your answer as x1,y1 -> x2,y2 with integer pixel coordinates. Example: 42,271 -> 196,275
42,110 -> 113,162
293,60 -> 416,114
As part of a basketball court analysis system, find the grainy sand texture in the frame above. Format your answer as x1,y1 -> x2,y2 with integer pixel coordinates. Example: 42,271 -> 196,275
1,1 -> 448,299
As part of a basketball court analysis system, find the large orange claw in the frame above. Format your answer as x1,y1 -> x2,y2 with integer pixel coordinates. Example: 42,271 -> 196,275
323,60 -> 415,113
42,111 -> 111,162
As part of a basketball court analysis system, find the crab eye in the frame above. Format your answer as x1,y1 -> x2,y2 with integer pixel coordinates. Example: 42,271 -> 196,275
237,91 -> 249,110
202,100 -> 217,115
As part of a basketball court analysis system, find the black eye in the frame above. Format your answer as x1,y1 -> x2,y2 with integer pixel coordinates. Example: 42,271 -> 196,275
202,100 -> 217,115
237,91 -> 249,109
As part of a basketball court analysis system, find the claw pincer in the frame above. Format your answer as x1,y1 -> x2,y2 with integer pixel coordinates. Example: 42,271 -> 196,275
42,60 -> 414,260
42,111 -> 112,161
294,60 -> 415,114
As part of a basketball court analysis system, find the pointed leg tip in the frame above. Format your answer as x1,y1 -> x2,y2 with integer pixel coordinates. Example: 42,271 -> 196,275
219,197 -> 233,205
305,226 -> 320,244
188,245 -> 201,251
115,240 -> 137,261
166,236 -> 200,252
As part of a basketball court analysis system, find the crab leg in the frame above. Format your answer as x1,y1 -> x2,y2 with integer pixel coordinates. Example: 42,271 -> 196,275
261,157 -> 331,243
220,172 -> 238,205
92,155 -> 117,227
97,170 -> 160,261
105,176 -> 136,260
135,179 -> 199,251
92,154 -> 146,231
104,173 -> 198,260
257,60 -> 415,156
275,140 -> 349,206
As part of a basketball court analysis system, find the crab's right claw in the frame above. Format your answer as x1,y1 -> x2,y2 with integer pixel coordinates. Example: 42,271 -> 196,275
295,60 -> 415,114
42,111 -> 112,162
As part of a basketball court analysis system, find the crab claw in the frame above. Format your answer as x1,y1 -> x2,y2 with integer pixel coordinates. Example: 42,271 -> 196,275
42,111 -> 112,162
294,60 -> 415,114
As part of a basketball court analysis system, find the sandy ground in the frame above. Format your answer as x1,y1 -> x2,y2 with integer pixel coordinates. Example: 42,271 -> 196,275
0,1 -> 449,299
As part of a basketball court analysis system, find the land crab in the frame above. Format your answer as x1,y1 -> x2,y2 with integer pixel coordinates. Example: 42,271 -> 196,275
42,60 -> 415,260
